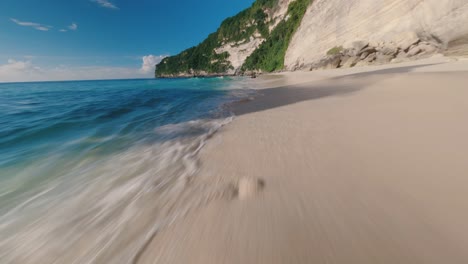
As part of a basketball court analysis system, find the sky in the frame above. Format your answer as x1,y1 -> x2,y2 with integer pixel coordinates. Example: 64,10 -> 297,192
0,0 -> 255,82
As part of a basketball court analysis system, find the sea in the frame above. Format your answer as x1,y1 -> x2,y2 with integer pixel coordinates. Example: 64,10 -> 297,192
0,77 -> 254,263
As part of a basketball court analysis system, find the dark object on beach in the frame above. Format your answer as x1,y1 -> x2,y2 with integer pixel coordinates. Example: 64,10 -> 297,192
251,72 -> 257,79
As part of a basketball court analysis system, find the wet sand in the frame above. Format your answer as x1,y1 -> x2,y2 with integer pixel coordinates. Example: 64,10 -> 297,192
138,56 -> 468,263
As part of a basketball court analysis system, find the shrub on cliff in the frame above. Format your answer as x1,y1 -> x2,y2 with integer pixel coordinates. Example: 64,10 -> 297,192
155,0 -> 280,77
241,0 -> 312,72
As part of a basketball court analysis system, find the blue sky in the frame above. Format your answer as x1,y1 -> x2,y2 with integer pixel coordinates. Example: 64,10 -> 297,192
0,0 -> 255,82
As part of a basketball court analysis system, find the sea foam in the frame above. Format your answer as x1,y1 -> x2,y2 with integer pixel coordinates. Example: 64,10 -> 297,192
0,78 -> 253,263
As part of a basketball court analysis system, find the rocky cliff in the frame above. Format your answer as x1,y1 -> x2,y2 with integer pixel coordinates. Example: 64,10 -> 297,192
155,0 -> 307,77
156,0 -> 468,78
214,0 -> 293,71
285,0 -> 468,70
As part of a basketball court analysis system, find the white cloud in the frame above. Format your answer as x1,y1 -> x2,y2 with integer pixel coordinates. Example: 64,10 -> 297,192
0,59 -> 43,82
92,0 -> 118,9
0,58 -> 166,83
68,23 -> 78,31
10,18 -> 52,31
11,18 -> 76,33
60,23 -> 78,32
140,55 -> 166,74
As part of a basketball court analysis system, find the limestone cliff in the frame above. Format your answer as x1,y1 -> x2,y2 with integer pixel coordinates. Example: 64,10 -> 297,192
156,0 -> 468,78
155,0 -> 298,78
285,0 -> 468,70
214,0 -> 293,71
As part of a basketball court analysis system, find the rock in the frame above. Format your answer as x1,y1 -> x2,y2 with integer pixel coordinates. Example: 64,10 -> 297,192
418,43 -> 438,54
285,1 -> 468,70
360,52 -> 369,60
311,55 -> 342,70
340,56 -> 360,68
310,59 -> 326,71
344,40 -> 369,56
309,64 -> 320,71
395,31 -> 421,52
391,50 -> 409,63
396,50 -> 408,58
341,49 -> 353,57
375,53 -> 394,64
407,45 -> 422,56
353,41 -> 369,52
364,52 -> 377,62
237,177 -> 265,200
358,46 -> 377,56
326,56 -> 342,69
379,45 -> 398,56
338,55 -> 349,66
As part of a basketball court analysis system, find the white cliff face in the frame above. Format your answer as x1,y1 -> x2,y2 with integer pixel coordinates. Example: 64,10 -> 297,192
267,0 -> 292,32
285,0 -> 468,70
215,36 -> 265,72
215,0 -> 295,73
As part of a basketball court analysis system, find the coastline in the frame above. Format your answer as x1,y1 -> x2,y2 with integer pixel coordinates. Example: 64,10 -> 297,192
139,56 -> 468,263
155,73 -> 237,79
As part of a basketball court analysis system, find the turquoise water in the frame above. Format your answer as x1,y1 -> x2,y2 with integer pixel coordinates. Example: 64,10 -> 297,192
0,78 -> 253,263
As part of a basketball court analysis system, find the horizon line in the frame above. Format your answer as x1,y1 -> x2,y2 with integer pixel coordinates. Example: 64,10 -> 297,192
0,77 -> 157,85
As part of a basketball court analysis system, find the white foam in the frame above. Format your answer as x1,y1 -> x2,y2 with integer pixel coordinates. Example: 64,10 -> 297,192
0,116 -> 233,263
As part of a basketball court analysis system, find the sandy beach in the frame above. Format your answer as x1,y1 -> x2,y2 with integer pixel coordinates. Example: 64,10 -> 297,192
138,56 -> 468,263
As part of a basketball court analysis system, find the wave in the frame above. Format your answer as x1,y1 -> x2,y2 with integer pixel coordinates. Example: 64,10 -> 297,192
0,78 -> 256,263
0,116 -> 233,263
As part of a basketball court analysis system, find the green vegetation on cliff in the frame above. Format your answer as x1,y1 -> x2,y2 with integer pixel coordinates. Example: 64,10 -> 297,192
327,46 -> 344,55
155,0 -> 311,77
156,33 -> 232,76
156,0 -> 278,77
218,0 -> 277,43
242,0 -> 311,72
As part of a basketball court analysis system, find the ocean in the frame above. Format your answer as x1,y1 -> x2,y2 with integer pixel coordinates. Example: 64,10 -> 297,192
0,77 -> 254,263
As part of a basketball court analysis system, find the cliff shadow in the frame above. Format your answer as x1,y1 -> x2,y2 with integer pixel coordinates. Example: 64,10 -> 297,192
233,63 -> 438,116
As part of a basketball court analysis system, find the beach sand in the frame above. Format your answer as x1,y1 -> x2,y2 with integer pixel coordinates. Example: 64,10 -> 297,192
138,56 -> 468,263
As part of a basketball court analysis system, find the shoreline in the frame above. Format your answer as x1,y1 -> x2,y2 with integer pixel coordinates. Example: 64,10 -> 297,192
138,56 -> 468,263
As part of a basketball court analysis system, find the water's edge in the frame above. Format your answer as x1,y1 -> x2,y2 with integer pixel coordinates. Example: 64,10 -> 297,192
0,78 -> 256,263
